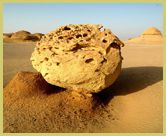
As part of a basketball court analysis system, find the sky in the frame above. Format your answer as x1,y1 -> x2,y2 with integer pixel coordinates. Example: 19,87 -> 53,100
3,3 -> 163,40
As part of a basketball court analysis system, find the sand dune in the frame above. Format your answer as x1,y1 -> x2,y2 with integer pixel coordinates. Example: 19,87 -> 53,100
3,40 -> 163,133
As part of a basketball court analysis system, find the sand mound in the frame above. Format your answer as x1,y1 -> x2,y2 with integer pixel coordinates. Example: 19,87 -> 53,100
3,71 -> 114,133
127,27 -> 163,43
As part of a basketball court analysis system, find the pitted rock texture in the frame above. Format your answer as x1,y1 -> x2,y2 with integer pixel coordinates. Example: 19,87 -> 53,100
30,24 -> 124,93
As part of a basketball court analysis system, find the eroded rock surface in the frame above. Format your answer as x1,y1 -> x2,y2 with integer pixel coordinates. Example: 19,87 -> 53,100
30,24 -> 124,93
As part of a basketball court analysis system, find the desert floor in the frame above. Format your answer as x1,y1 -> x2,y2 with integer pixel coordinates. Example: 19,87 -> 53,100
3,40 -> 163,133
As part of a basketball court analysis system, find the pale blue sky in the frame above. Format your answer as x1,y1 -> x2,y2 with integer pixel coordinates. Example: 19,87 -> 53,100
3,3 -> 163,39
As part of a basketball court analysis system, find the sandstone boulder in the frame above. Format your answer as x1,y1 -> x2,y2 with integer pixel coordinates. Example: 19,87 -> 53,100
30,24 -> 124,93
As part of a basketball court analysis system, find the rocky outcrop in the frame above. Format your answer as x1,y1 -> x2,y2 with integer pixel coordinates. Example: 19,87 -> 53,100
127,27 -> 163,43
3,33 -> 14,39
3,34 -> 10,39
141,27 -> 162,35
33,33 -> 45,40
3,31 -> 45,41
30,24 -> 124,93
11,30 -> 39,41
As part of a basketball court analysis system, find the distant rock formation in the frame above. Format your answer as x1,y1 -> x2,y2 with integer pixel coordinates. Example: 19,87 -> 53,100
127,27 -> 163,43
141,27 -> 162,35
3,33 -> 14,39
33,33 -> 45,40
11,30 -> 39,41
3,30 -> 44,41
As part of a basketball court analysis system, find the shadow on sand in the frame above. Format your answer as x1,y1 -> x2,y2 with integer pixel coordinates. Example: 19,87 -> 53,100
97,66 -> 163,106
8,66 -> 161,109
45,66 -> 163,107
3,66 -> 163,132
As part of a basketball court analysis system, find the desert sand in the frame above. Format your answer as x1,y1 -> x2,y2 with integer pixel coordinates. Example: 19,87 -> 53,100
3,38 -> 163,132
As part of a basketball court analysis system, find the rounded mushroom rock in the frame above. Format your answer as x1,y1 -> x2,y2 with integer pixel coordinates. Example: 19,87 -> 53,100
30,24 -> 124,93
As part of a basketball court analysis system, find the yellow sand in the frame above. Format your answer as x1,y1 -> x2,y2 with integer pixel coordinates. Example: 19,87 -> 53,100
3,40 -> 163,133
